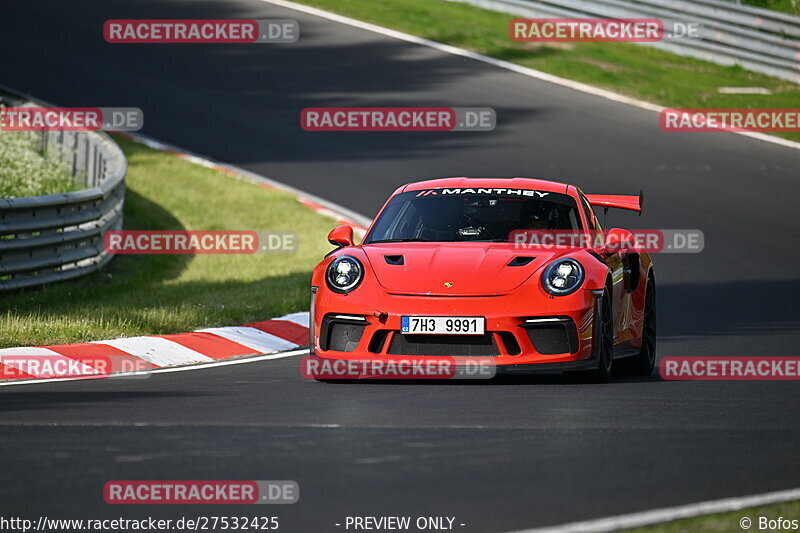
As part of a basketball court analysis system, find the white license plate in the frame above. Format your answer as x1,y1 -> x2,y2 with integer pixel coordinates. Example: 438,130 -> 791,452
401,316 -> 485,335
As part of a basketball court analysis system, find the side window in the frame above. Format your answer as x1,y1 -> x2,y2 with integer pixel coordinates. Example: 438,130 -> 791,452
580,195 -> 602,232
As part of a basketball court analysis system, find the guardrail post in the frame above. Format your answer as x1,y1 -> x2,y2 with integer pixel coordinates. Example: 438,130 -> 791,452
93,144 -> 99,187
39,130 -> 47,155
71,132 -> 79,177
84,135 -> 90,184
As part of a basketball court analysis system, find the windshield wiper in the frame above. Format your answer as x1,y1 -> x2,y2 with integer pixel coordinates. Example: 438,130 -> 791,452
366,238 -> 430,244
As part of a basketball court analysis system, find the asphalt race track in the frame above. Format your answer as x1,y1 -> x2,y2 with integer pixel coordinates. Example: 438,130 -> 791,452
3,1 -> 800,531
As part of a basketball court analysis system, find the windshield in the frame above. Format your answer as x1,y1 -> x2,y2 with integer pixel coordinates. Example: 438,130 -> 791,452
365,188 -> 581,243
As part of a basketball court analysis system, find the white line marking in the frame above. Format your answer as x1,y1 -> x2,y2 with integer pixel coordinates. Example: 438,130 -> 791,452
258,0 -> 800,152
279,311 -> 311,328
0,349 -> 307,387
93,337 -> 215,366
504,487 -> 800,532
0,421 -> 344,428
198,326 -> 299,353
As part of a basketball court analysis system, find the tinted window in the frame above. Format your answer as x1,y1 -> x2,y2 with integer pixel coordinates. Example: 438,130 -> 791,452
365,189 -> 581,243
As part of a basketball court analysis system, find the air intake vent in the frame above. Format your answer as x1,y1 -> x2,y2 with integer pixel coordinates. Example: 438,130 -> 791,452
384,255 -> 404,265
508,256 -> 535,267
388,333 -> 499,356
522,318 -> 579,355
320,314 -> 367,352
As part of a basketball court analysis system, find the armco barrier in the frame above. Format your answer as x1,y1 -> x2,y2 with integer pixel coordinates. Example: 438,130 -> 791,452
456,0 -> 800,84
0,94 -> 127,291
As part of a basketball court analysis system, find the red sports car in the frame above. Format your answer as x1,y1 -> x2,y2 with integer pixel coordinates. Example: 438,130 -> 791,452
309,177 -> 655,382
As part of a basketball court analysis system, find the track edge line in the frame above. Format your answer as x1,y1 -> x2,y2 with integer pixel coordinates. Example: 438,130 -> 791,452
503,486 -> 800,533
258,0 -> 800,152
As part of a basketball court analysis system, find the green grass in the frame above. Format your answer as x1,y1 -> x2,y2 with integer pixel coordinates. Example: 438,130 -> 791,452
295,0 -> 800,141
743,0 -> 800,15
0,132 -> 81,197
0,135 -> 336,348
626,499 -> 800,532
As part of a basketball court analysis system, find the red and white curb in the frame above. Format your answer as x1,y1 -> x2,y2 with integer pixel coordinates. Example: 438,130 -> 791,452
0,91 -> 369,384
0,312 -> 310,381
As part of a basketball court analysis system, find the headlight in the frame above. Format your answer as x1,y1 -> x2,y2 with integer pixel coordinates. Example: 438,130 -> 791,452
542,258 -> 584,295
326,255 -> 364,293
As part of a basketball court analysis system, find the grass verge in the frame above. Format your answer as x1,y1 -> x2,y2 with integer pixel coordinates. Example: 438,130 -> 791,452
743,0 -> 800,16
0,135 -> 336,348
626,499 -> 800,532
296,0 -> 800,142
0,132 -> 81,198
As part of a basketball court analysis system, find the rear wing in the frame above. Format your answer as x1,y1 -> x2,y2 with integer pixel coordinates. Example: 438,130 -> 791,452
585,190 -> 643,215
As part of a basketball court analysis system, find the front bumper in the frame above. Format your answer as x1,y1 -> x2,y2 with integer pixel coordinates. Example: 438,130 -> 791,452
311,284 -> 600,369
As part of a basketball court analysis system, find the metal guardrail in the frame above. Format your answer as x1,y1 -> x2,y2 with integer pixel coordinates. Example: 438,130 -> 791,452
453,0 -> 800,84
0,93 -> 127,291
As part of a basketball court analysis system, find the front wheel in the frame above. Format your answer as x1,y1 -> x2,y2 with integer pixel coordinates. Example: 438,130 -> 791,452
618,276 -> 656,376
571,287 -> 613,383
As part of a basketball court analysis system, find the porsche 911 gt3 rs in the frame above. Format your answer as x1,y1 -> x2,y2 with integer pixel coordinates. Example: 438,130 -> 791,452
309,177 -> 655,382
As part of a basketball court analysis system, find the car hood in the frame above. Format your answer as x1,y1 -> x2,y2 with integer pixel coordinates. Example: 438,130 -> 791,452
361,243 -> 564,295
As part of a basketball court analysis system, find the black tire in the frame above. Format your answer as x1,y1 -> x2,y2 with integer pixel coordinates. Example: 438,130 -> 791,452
571,286 -> 613,383
618,276 -> 656,376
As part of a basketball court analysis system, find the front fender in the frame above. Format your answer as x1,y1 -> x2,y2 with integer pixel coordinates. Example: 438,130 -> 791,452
578,250 -> 611,291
